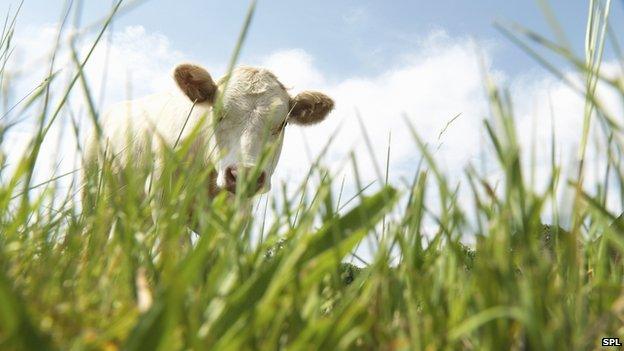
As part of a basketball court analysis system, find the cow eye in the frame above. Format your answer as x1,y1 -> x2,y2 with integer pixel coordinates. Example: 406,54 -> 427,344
216,110 -> 227,123
271,120 -> 287,136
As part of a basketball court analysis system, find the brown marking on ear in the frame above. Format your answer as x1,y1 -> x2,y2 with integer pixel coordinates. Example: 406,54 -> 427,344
288,91 -> 334,125
174,64 -> 217,104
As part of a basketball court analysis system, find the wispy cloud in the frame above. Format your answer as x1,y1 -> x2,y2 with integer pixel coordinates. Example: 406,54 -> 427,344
343,6 -> 370,26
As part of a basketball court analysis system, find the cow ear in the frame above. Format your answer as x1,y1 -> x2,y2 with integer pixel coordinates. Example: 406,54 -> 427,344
174,64 -> 218,104
288,91 -> 334,125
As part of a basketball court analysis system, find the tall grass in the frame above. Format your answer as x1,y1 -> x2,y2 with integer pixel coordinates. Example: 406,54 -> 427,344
1,1 -> 624,350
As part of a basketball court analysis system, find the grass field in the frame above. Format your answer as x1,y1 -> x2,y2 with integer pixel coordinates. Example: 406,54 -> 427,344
1,1 -> 624,350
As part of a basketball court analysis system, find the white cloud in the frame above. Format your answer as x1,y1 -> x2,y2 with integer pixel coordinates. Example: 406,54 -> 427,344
510,63 -> 624,220
260,35 -> 494,200
260,49 -> 325,90
84,25 -> 187,105
3,24 -> 189,189
342,7 -> 370,26
8,23 -> 187,108
257,34 -> 624,228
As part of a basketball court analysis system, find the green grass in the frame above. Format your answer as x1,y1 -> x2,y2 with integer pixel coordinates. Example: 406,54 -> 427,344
1,1 -> 624,350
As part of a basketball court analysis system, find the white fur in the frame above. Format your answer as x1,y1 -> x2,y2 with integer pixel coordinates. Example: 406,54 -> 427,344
84,66 -> 291,193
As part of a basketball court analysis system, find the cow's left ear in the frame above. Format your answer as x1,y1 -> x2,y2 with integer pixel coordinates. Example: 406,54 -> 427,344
288,91 -> 334,125
174,63 -> 218,104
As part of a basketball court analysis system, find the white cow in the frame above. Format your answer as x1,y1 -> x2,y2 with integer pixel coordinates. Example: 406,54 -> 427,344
83,64 -> 333,202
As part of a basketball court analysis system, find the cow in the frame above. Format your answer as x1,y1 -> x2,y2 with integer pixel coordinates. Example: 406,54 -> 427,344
82,64 -> 334,212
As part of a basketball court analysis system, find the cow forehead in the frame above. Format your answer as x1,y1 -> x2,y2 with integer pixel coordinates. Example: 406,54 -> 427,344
218,66 -> 290,123
218,66 -> 288,95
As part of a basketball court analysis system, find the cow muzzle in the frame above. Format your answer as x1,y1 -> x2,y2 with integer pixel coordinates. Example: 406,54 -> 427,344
224,165 -> 267,195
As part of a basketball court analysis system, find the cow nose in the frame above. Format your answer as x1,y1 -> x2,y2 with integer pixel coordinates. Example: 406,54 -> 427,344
225,166 -> 238,190
224,166 -> 267,194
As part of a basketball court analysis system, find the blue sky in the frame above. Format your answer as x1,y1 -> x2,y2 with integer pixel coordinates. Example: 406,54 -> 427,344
12,1 -> 622,80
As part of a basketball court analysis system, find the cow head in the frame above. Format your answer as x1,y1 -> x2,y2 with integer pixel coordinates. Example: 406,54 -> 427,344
173,63 -> 334,196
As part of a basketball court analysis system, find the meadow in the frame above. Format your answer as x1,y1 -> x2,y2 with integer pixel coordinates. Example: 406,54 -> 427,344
1,1 -> 623,350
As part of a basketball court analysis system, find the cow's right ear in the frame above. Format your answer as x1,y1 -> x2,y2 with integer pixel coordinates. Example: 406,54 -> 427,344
174,64 -> 218,104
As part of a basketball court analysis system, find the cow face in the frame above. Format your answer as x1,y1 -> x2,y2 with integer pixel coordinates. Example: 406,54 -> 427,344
174,64 -> 334,196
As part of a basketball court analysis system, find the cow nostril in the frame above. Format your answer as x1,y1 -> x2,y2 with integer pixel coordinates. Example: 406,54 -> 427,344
257,172 -> 266,189
224,166 -> 266,194
225,166 -> 237,185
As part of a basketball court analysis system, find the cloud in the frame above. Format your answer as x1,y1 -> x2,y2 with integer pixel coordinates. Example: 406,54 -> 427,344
259,35 -> 495,197
3,24 -> 189,188
257,34 -> 623,225
261,49 -> 325,90
510,63 -> 624,218
84,25 -> 187,105
342,7 -> 370,26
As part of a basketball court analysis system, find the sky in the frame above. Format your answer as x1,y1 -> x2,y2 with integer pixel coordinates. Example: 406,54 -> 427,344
3,0 -> 624,241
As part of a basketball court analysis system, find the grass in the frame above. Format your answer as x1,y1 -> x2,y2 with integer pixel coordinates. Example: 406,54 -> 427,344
1,0 -> 624,350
